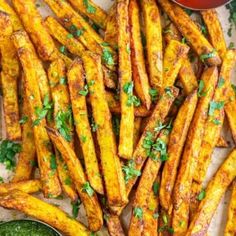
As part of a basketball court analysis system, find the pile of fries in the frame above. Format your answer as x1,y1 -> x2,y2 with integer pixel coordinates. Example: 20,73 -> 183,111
0,0 -> 236,235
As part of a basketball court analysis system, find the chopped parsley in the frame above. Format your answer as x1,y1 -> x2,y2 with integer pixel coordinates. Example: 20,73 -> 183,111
69,24 -> 84,37
158,214 -> 174,234
151,138 -> 168,161
0,140 -> 21,170
50,154 -> 57,170
153,181 -> 160,195
91,117 -> 99,132
60,77 -> 67,85
66,33 -> 74,39
200,49 -> 216,63
83,0 -> 96,14
217,77 -> 225,88
82,182 -> 94,197
80,135 -> 87,143
71,199 -> 81,218
164,87 -> 173,97
208,101 -> 224,116
133,207 -> 143,220
91,23 -> 100,33
149,88 -> 158,102
79,80 -> 95,96
212,118 -> 221,125
197,189 -> 206,201
197,80 -> 207,97
19,115 -> 28,124
142,131 -> 154,156
102,48 -> 114,66
122,160 -> 141,183
226,0 -> 236,37
59,45 -> 67,55
229,42 -> 235,49
123,81 -> 141,107
64,177 -> 72,186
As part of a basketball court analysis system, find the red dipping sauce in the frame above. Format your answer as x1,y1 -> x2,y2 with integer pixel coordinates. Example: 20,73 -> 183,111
173,0 -> 232,9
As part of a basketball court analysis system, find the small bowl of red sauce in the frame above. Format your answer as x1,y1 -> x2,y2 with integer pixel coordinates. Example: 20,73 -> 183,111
172,0 -> 232,10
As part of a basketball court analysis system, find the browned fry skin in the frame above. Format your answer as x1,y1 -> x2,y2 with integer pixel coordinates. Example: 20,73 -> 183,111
117,0 -> 134,160
129,130 -> 169,236
106,214 -> 125,236
133,117 -> 142,149
67,0 -> 107,29
216,136 -> 229,148
67,58 -> 104,195
0,0 -> 23,31
0,190 -> 90,236
47,59 -> 78,202
129,0 -> 151,110
0,179 -> 41,194
12,92 -> 36,183
187,149 -> 236,236
225,181 -> 236,236
141,0 -> 163,89
12,0 -> 58,61
82,51 -> 127,208
104,4 -> 117,49
47,127 -> 103,232
158,0 -> 221,66
163,40 -> 189,88
0,12 -> 21,141
159,90 -> 198,211
201,9 -> 227,60
172,67 -> 218,234
12,31 -> 62,198
43,0 -> 116,71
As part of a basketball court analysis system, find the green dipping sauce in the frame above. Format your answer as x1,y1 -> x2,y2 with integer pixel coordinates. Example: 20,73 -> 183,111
0,220 -> 61,236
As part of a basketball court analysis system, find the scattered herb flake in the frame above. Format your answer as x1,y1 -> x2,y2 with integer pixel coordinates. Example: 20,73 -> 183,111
197,189 -> 206,201
153,181 -> 160,195
149,88 -> 158,102
200,49 -> 216,63
197,80 -> 207,97
50,154 -> 57,170
19,115 -> 28,124
217,77 -> 225,88
82,182 -> 94,196
133,207 -> 143,220
122,160 -> 141,183
102,48 -> 114,66
83,0 -> 96,13
208,101 -> 224,116
71,199 -> 81,218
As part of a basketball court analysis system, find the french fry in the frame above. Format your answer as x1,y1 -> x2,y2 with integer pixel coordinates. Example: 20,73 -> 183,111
106,214 -> 125,236
0,12 -> 21,141
12,0 -> 58,61
47,127 -> 103,231
158,0 -> 221,66
0,0 -> 23,31
0,179 -> 41,194
67,0 -> 107,29
82,51 -> 127,208
12,91 -> 36,182
201,9 -> 227,59
163,40 -> 189,88
172,67 -> 218,234
216,136 -> 229,148
44,0 -> 116,71
187,149 -> 236,236
133,117 -> 142,149
67,58 -> 104,195
129,0 -> 151,110
117,0 -> 134,159
104,4 -> 117,49
129,130 -> 169,235
141,0 -> 163,88
0,190 -> 90,236
12,31 -> 62,198
224,181 -> 236,236
158,208 -> 172,236
48,59 -> 78,202
160,90 -> 198,211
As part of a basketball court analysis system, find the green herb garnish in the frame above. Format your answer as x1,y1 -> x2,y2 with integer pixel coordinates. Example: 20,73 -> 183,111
197,189 -> 206,201
122,160 -> 141,183
82,182 -> 94,196
19,115 -> 28,124
83,0 -> 96,13
200,49 -> 216,62
149,88 -> 158,102
133,207 -> 143,220
123,81 -> 141,107
71,199 -> 81,218
208,101 -> 224,116
50,154 -> 57,170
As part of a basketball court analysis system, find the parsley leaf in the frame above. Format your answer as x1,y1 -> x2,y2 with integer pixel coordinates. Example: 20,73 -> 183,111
208,101 -> 224,116
123,81 -> 141,107
197,189 -> 206,201
83,0 -> 96,13
151,138 -> 168,161
197,80 -> 207,97
102,48 -> 114,66
91,117 -> 99,132
200,49 -> 216,63
153,181 -> 160,195
71,199 -> 81,218
142,131 -> 154,156
226,1 -> 236,37
82,182 -> 94,196
122,160 -> 141,183
19,115 -> 28,124
50,154 -> 57,170
133,207 -> 143,219
64,177 -> 72,186
217,77 -> 225,88
149,88 -> 158,102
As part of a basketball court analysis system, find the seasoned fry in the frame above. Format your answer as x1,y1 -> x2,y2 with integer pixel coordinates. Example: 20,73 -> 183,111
44,0 -> 116,71
0,190 -> 90,236
141,0 -> 163,88
160,90 -> 198,211
216,136 -> 229,148
117,0 -> 134,159
67,0 -> 107,29
129,0 -> 151,110
187,149 -> 236,236
12,31 -> 62,198
67,58 -> 104,195
133,117 -> 142,149
158,0 -> 221,66
0,180 -> 41,194
0,0 -> 23,31
12,0 -> 58,61
163,40 -> 189,88
12,92 -> 36,182
129,130 -> 169,236
0,12 -> 21,141
201,9 -> 227,59
82,51 -> 127,208
224,181 -> 236,236
172,67 -> 218,234
47,127 -> 103,231
106,214 -> 125,236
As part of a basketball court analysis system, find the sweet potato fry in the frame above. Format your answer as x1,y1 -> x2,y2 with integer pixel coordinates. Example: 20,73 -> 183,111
160,90 -> 198,211
158,0 -> 221,66
82,51 -> 127,208
141,0 -> 163,88
224,181 -> 236,236
12,31 -> 62,198
12,0 -> 58,61
117,0 -> 134,159
106,214 -> 125,236
0,190 -> 90,236
67,58 -> 104,195
172,67 -> 218,234
163,40 -> 189,88
0,180 -> 41,194
187,149 -> 236,236
44,0 -> 116,71
47,127 -> 103,231
0,12 -> 21,141
216,136 -> 229,148
12,91 -> 36,182
67,0 -> 107,29
129,130 -> 169,236
201,9 -> 227,59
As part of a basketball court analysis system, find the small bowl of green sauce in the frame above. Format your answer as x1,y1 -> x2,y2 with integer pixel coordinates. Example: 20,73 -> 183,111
0,219 -> 62,236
